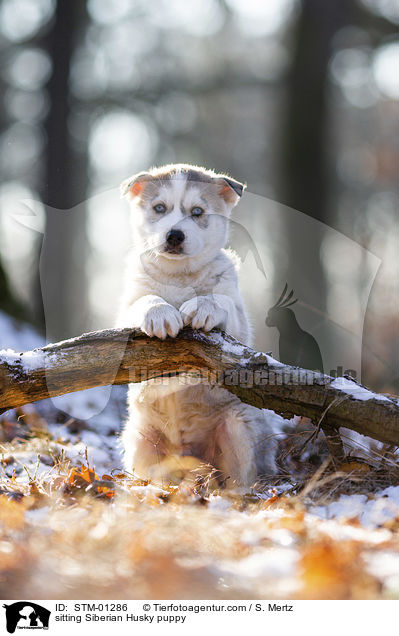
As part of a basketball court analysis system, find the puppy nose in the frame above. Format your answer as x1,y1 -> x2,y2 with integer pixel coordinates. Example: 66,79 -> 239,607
166,229 -> 185,246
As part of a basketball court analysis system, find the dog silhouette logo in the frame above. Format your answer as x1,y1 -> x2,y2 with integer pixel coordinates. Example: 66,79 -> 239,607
2,602 -> 50,633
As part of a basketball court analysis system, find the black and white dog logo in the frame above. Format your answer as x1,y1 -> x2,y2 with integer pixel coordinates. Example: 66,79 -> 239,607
2,602 -> 50,633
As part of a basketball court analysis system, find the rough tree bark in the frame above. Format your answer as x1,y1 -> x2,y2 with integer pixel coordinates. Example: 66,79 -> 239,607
0,328 -> 398,454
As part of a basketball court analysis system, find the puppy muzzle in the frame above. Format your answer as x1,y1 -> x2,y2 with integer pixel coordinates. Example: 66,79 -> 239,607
164,229 -> 185,254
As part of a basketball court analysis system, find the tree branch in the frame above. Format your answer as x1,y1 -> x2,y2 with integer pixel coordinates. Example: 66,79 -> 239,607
0,327 -> 398,447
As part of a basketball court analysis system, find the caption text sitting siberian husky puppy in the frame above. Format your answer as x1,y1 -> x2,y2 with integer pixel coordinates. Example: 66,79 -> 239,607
117,164 -> 277,488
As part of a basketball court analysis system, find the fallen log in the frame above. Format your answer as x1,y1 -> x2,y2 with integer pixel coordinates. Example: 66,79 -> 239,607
0,327 -> 398,451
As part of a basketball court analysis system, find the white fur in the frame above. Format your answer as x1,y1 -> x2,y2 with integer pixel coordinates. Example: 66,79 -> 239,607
117,165 -> 277,488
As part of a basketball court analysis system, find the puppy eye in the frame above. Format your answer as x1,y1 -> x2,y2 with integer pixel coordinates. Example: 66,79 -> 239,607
191,206 -> 204,217
153,203 -> 167,214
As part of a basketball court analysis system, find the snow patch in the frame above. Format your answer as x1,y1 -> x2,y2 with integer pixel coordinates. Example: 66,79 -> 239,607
365,551 -> 399,588
0,348 -> 18,356
25,506 -> 51,524
216,548 -> 299,579
50,386 -> 114,421
311,486 -> 399,528
264,353 -> 284,367
330,376 -> 392,402
193,329 -> 283,367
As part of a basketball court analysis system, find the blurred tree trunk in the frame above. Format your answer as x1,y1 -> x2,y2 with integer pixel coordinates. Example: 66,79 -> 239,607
281,0 -> 355,225
39,0 -> 89,341
0,72 -> 25,320
277,0 -> 355,319
0,259 -> 25,320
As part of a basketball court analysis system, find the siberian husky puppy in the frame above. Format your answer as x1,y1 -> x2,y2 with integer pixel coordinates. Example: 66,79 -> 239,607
117,164 -> 277,488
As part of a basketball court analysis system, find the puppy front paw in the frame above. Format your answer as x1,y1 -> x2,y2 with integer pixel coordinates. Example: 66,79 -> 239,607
180,296 -> 227,331
142,303 -> 183,339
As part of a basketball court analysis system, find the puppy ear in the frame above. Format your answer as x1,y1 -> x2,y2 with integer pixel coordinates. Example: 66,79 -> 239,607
120,171 -> 150,199
218,176 -> 246,205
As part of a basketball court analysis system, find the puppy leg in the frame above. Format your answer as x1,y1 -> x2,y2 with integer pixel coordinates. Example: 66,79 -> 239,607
121,390 -> 167,478
216,405 -> 278,489
122,426 -> 164,480
215,412 -> 258,488
123,417 -> 205,485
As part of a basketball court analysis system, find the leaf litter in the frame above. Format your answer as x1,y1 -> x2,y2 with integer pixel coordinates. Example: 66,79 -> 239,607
0,394 -> 399,600
1,312 -> 399,599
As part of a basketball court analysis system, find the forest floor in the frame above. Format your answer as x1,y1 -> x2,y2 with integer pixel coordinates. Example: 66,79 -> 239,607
1,312 -> 399,600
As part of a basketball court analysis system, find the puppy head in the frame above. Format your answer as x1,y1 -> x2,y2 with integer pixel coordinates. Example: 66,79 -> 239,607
120,164 -> 246,264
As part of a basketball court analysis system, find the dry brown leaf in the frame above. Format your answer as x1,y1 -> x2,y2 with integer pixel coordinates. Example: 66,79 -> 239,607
299,539 -> 379,599
0,495 -> 27,529
68,465 -> 99,487
340,460 -> 371,474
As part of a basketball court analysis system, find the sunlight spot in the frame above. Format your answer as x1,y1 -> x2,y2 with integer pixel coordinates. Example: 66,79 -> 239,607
0,0 -> 55,42
6,48 -> 52,91
87,0 -> 132,25
360,0 -> 399,25
373,42 -> 399,99
4,89 -> 49,123
89,110 -> 157,179
329,48 -> 371,88
0,123 -> 45,174
226,0 -> 298,36
149,0 -> 225,36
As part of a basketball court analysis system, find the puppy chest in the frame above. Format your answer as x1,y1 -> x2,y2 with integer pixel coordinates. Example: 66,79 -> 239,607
146,267 -> 226,308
